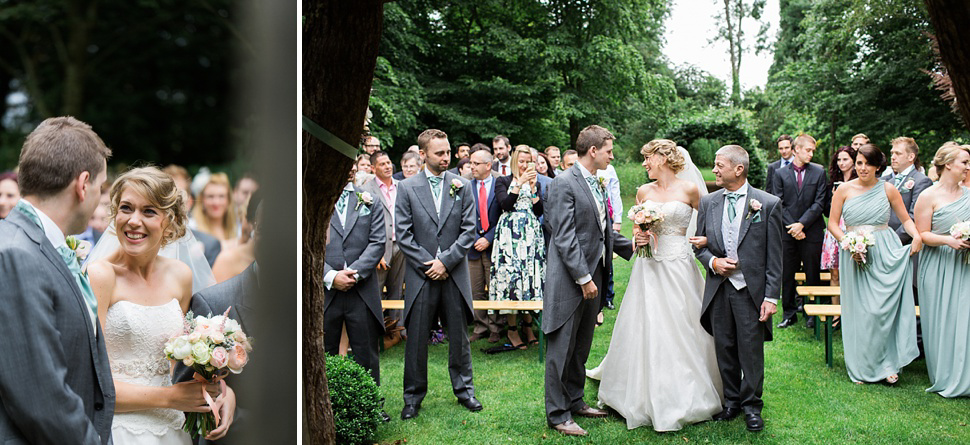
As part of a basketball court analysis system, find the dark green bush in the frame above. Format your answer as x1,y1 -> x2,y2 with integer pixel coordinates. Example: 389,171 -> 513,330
326,354 -> 380,444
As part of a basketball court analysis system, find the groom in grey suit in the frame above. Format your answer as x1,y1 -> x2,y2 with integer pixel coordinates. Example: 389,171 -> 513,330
0,117 -> 115,444
695,145 -> 782,433
542,125 -> 634,437
397,129 -> 480,420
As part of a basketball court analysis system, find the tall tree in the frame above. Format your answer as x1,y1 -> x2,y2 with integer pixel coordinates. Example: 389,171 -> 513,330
924,0 -> 970,130
302,1 -> 384,443
713,0 -> 768,106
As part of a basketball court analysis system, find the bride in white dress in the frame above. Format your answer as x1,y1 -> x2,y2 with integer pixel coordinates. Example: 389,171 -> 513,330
587,139 -> 722,431
86,167 -> 234,444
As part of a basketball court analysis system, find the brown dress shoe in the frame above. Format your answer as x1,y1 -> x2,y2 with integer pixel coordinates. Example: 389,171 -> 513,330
551,420 -> 588,436
573,405 -> 609,418
488,332 -> 501,343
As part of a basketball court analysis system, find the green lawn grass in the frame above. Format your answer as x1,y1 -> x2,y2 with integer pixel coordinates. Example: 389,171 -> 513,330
369,189 -> 970,444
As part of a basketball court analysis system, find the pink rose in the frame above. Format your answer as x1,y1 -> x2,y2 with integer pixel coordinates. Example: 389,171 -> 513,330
228,344 -> 249,374
750,199 -> 762,212
451,178 -> 463,189
209,346 -> 229,368
904,179 -> 915,190
188,332 -> 202,343
854,243 -> 866,253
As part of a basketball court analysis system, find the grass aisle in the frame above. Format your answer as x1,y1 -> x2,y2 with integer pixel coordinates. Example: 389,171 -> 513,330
372,187 -> 970,444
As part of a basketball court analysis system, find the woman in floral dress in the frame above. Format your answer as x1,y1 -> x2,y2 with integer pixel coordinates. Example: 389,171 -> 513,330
490,145 -> 545,349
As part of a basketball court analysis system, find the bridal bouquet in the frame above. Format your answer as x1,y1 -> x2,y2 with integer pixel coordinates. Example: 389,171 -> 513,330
950,221 -> 970,264
840,230 -> 876,271
627,203 -> 664,258
164,309 -> 253,438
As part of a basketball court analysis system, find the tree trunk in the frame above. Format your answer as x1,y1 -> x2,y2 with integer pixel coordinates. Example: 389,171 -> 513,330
62,0 -> 97,116
724,0 -> 741,106
302,1 -> 384,444
924,1 -> 970,129
569,116 -> 580,150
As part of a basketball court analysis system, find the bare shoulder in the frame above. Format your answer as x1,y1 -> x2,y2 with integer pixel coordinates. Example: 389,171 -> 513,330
157,256 -> 192,286
86,259 -> 118,289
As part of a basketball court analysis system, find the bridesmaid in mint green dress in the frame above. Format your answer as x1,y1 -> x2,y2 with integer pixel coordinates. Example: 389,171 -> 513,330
915,144 -> 970,397
828,144 -> 922,384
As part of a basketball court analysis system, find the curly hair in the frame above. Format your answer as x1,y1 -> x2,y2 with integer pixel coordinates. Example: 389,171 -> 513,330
640,139 -> 685,173
110,166 -> 188,247
827,145 -> 858,187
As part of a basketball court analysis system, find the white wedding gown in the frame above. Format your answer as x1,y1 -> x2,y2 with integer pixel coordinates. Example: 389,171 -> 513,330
587,200 -> 723,431
104,299 -> 192,444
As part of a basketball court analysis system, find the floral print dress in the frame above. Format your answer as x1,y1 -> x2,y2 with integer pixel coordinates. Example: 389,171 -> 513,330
489,182 -> 545,312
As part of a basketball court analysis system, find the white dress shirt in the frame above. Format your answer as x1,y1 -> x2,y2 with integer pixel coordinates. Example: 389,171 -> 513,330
576,164 -> 607,286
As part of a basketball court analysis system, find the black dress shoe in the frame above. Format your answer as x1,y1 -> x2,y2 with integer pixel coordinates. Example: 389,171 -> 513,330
401,404 -> 419,420
380,410 -> 391,423
777,316 -> 797,328
806,317 -> 816,328
605,301 -> 616,310
745,413 -> 764,431
712,407 -> 741,421
459,397 -> 483,412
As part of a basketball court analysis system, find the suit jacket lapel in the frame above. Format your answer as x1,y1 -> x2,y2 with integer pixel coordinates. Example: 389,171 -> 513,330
573,166 -> 600,227
438,173 -> 456,228
344,192 -> 360,234
330,204 -> 346,237
414,171 -> 440,225
737,190 -> 754,243
709,191 -> 725,252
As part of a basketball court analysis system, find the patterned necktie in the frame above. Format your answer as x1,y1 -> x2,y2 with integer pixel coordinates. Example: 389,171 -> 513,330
428,175 -> 442,201
726,192 -> 742,222
585,176 -> 604,206
15,201 -> 98,316
894,173 -> 905,189
478,181 -> 489,232
336,189 -> 351,216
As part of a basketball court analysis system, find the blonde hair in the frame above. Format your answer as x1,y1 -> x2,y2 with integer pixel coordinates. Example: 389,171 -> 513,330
109,166 -> 187,246
933,143 -> 970,178
192,172 -> 238,240
510,145 -> 533,180
640,139 -> 685,173
794,133 -> 817,150
852,133 -> 869,143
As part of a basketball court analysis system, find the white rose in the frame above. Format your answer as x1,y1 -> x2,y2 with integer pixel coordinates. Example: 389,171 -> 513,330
191,342 -> 211,365
172,337 -> 193,360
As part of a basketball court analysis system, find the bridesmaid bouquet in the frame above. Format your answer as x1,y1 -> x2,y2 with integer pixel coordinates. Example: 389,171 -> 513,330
164,309 -> 253,438
627,203 -> 664,258
950,221 -> 970,265
840,231 -> 876,271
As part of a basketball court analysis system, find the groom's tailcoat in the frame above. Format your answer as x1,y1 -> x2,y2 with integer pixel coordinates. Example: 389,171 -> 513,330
396,170 -> 477,405
541,164 -> 633,425
323,185 -> 387,384
695,187 -> 783,340
0,209 -> 115,445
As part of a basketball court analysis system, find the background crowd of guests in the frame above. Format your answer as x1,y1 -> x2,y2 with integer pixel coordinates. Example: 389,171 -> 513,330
0,163 -> 261,286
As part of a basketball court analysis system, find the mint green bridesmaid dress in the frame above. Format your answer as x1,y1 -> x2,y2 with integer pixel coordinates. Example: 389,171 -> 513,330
840,181 -> 919,383
918,187 -> 970,397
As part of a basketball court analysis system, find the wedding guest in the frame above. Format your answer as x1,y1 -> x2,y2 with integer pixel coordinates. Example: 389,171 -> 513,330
964,145 -> 970,188
820,146 -> 858,301
491,145 -> 545,348
212,190 -> 260,283
828,143 -> 921,384
362,135 -> 382,155
538,153 -> 556,179
356,154 -> 373,174
470,142 -> 491,155
772,134 -> 828,329
76,183 -> 111,245
395,152 -> 421,181
765,134 -> 794,197
361,151 -> 406,346
851,133 -> 869,150
597,163 -> 623,314
192,172 -> 239,249
914,144 -> 970,397
544,146 -> 561,170
162,165 -> 222,266
467,150 -> 503,343
232,173 -> 260,211
561,149 -> 578,170
0,171 -> 21,219
448,143 -> 472,176
457,158 -> 472,179
492,135 -> 512,176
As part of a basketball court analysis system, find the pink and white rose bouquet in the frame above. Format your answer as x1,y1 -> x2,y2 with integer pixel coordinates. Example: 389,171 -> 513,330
627,203 -> 664,258
840,230 -> 876,271
949,221 -> 970,264
164,309 -> 253,438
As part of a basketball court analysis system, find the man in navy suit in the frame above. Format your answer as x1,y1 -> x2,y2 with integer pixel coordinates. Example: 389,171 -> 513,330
771,134 -> 827,328
765,135 -> 794,198
467,149 -> 503,342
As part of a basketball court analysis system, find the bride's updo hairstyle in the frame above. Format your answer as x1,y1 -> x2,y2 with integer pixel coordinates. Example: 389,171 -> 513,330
932,143 -> 970,179
640,139 -> 686,174
109,166 -> 188,247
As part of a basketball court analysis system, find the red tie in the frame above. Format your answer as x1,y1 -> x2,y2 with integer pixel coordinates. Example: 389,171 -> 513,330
794,165 -> 805,189
478,181 -> 489,232
501,164 -> 506,176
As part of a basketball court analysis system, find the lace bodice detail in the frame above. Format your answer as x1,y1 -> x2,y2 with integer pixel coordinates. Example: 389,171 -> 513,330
104,299 -> 186,436
641,200 -> 695,260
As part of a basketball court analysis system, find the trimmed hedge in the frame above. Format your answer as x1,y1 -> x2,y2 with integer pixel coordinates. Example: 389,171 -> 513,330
326,354 -> 381,444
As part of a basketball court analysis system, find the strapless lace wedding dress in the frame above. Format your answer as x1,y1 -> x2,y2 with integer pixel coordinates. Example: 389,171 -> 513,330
587,200 -> 723,431
104,299 -> 191,444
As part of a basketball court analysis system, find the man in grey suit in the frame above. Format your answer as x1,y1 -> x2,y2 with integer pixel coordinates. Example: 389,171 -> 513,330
695,145 -> 782,433
0,116 -> 115,444
324,166 -> 387,392
397,129 -> 481,420
765,134 -> 794,197
542,125 -> 634,437
361,150 -> 406,334
882,137 -> 933,245
771,134 -> 828,328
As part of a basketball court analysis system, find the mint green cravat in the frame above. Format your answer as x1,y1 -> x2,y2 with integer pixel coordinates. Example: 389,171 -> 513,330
585,176 -> 604,206
336,189 -> 351,216
428,175 -> 443,201
726,192 -> 741,222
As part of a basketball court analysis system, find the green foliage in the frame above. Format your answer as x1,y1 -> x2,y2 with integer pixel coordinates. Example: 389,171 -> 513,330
747,146 -> 767,189
688,138 -> 719,167
325,354 -> 381,445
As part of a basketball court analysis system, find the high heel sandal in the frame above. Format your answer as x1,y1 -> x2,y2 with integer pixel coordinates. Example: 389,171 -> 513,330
506,325 -> 527,350
520,316 -> 539,346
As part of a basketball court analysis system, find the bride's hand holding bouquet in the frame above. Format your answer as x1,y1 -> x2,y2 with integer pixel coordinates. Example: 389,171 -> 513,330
628,203 -> 664,257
